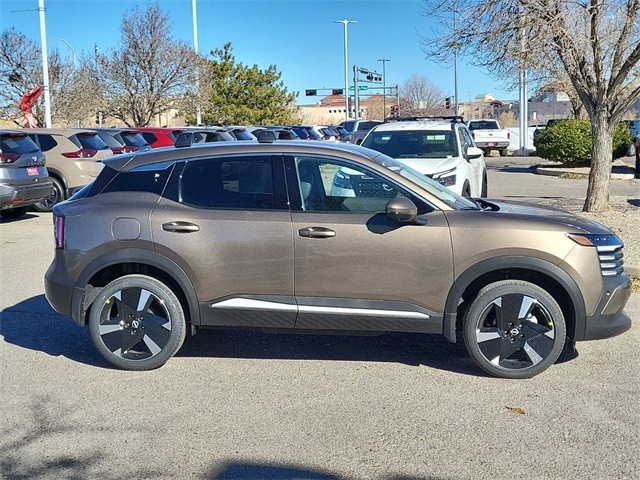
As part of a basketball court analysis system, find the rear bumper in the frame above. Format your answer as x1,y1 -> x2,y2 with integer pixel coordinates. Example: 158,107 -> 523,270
475,141 -> 510,149
0,180 -> 54,210
575,274 -> 632,341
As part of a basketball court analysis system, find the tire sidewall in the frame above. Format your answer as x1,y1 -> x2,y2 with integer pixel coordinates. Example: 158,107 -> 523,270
463,280 -> 566,379
89,274 -> 186,370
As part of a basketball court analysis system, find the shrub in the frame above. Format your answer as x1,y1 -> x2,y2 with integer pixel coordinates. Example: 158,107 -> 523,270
534,119 -> 632,167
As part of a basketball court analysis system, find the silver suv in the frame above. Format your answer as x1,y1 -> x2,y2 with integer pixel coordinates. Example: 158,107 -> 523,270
44,138 -> 631,377
0,130 -> 53,219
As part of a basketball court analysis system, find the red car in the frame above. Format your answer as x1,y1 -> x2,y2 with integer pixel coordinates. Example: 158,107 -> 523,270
133,127 -> 187,148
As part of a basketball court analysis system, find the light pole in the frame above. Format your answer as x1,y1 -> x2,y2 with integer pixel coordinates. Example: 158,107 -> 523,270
38,0 -> 52,127
192,0 -> 201,126
378,58 -> 390,119
335,19 -> 356,122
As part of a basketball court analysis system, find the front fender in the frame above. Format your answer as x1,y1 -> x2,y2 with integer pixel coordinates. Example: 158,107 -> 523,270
443,256 -> 586,343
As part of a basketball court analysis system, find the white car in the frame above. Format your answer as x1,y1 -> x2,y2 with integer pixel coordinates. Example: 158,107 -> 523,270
360,120 -> 487,198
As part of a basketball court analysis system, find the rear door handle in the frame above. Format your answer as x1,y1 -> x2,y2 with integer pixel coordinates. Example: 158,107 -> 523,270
298,227 -> 336,238
162,221 -> 200,233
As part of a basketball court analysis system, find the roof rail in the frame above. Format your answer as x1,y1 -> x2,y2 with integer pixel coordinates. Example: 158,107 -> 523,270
384,115 -> 465,123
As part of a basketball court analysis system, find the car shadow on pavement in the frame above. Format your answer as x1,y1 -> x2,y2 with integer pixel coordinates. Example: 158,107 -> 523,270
1,294 -> 107,368
2,294 -> 577,375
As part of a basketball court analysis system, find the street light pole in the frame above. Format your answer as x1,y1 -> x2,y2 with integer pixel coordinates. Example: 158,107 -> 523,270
378,58 -> 389,120
335,19 -> 356,122
38,0 -> 52,127
192,0 -> 201,126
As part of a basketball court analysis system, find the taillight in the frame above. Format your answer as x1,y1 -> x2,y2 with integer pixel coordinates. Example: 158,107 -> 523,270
471,132 -> 476,139
62,149 -> 97,158
111,147 -> 125,154
54,214 -> 65,249
123,145 -> 139,153
0,153 -> 20,163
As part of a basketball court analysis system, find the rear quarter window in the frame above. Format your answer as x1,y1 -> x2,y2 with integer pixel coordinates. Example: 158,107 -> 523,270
74,133 -> 109,150
100,162 -> 175,195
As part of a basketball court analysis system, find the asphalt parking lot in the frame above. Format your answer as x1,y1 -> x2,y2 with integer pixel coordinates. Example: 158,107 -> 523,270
1,156 -> 639,480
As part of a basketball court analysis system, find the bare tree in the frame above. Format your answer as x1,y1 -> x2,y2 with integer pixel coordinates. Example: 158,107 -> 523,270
421,0 -> 640,212
400,74 -> 447,117
93,3 -> 197,127
0,28 -> 50,126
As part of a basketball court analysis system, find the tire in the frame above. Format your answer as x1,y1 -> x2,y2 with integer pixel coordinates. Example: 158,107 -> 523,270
499,149 -> 508,157
462,182 -> 472,199
89,274 -> 186,370
33,176 -> 64,212
0,206 -> 29,219
463,280 -> 566,379
481,175 -> 488,197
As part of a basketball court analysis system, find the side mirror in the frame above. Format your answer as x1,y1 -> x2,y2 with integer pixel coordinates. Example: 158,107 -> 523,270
386,196 -> 417,223
467,146 -> 484,159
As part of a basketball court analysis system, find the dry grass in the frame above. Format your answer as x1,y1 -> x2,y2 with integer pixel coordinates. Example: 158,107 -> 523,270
632,274 -> 640,293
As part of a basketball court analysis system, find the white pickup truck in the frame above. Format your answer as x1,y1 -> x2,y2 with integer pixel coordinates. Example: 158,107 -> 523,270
466,119 -> 511,157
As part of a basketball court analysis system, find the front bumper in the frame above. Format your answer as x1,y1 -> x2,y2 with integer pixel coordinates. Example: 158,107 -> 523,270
575,274 -> 632,341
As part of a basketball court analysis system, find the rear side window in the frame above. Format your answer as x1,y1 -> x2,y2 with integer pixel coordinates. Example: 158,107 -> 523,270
0,134 -> 39,154
100,162 -> 175,195
29,133 -> 57,152
180,156 -> 277,209
139,132 -> 158,145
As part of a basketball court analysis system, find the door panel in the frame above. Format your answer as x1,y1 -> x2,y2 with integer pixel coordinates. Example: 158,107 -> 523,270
289,155 -> 454,332
151,155 -> 295,328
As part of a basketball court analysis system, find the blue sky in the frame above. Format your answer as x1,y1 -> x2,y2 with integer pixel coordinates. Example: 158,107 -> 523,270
1,0 -> 517,104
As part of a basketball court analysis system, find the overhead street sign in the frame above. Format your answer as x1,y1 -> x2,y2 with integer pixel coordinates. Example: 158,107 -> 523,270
348,86 -> 369,91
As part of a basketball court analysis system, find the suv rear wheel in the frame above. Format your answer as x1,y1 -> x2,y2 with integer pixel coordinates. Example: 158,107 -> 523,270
33,177 -> 64,212
89,274 -> 187,370
463,280 -> 566,379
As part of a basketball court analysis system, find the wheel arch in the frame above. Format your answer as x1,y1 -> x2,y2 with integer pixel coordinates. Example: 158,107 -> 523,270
71,248 -> 200,328
443,256 -> 586,343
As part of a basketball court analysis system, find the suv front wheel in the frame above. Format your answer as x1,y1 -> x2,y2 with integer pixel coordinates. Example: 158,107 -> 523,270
463,280 -> 566,379
89,274 -> 187,370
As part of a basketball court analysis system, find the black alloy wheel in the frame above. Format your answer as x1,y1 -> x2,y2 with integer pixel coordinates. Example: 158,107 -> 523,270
89,275 -> 186,370
463,280 -> 566,379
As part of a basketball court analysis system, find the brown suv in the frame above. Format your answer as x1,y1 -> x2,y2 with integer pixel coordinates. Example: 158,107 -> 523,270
44,137 -> 632,377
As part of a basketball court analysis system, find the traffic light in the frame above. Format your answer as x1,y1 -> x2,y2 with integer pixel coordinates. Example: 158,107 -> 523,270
95,111 -> 101,125
305,89 -> 317,96
390,105 -> 399,117
445,97 -> 452,109
332,89 -> 343,95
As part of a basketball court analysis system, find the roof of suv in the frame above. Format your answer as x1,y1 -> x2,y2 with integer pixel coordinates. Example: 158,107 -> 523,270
372,120 -> 463,132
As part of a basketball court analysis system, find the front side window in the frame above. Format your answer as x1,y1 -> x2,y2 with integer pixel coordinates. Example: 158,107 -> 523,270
293,155 -> 413,214
180,156 -> 277,210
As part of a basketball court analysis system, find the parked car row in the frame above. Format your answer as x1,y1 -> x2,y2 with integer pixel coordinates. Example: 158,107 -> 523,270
1,118 -> 466,219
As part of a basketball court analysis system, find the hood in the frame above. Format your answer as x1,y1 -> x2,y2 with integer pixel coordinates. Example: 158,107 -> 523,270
395,156 -> 461,176
479,198 -> 614,235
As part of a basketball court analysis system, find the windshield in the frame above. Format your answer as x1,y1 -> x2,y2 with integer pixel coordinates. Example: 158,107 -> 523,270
374,153 -> 476,210
362,130 -> 459,159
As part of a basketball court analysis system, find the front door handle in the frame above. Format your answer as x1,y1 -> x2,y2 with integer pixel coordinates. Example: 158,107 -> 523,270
298,227 -> 336,238
162,221 -> 200,233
